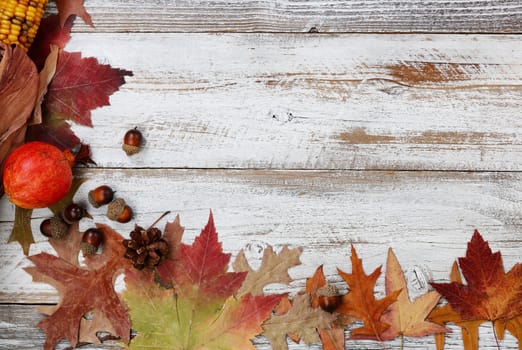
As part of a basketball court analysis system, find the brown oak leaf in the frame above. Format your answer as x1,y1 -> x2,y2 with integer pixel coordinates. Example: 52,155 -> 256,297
263,293 -> 337,350
233,245 -> 302,297
336,245 -> 400,340
431,230 -> 522,322
24,224 -> 131,349
380,248 -> 448,341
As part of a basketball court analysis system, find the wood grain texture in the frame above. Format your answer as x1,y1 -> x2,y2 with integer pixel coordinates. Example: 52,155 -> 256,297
46,0 -> 522,33
63,33 -> 522,171
0,304 -> 519,350
1,169 -> 521,303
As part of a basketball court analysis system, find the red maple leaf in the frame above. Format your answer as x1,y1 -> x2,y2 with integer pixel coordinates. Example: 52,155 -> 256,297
28,14 -> 73,69
43,50 -> 132,126
157,211 -> 247,299
55,0 -> 93,27
24,224 -> 131,350
126,212 -> 281,349
431,230 -> 522,321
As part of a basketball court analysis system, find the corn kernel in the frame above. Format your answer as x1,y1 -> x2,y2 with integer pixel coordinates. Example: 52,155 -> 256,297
0,0 -> 48,50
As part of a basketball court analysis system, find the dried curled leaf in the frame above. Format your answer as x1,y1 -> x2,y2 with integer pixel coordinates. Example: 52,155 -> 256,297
0,43 -> 39,195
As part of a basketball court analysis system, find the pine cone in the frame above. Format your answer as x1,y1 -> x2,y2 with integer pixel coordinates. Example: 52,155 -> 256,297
123,225 -> 169,269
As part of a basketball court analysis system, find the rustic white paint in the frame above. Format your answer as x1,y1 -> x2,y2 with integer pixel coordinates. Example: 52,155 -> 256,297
62,34 -> 522,171
45,0 -> 522,33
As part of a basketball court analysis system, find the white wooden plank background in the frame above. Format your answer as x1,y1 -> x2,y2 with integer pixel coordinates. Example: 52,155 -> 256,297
66,34 -> 522,171
1,1 -> 522,349
48,1 -> 522,33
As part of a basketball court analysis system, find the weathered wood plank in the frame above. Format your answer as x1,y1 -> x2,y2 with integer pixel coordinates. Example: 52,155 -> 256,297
0,304 -> 519,349
1,169 -> 520,303
0,305 -> 517,350
64,33 -> 522,171
46,0 -> 522,33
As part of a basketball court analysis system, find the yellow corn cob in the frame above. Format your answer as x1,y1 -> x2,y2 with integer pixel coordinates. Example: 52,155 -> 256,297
0,0 -> 48,51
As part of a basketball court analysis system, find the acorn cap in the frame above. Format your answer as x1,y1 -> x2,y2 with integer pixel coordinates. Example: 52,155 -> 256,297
80,241 -> 98,256
107,198 -> 126,221
50,216 -> 70,240
316,283 -> 339,297
88,190 -> 101,208
122,143 -> 140,156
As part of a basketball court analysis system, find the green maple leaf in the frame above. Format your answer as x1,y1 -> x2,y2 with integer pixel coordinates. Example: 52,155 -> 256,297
123,212 -> 281,349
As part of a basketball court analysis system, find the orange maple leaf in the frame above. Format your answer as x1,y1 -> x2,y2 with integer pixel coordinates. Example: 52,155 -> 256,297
380,248 -> 448,341
431,230 -> 522,322
336,245 -> 400,340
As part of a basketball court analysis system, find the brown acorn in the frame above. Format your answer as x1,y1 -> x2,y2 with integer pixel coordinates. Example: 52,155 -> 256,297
122,127 -> 142,156
88,185 -> 114,208
40,216 -> 69,239
80,228 -> 104,256
316,283 -> 342,313
107,198 -> 133,223
62,203 -> 86,224
39,219 -> 53,238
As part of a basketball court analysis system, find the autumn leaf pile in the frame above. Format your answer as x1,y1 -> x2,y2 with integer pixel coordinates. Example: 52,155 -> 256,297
23,209 -> 522,350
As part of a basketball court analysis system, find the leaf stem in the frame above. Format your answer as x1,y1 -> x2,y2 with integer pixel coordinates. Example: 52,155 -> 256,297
492,321 -> 501,350
148,211 -> 171,230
